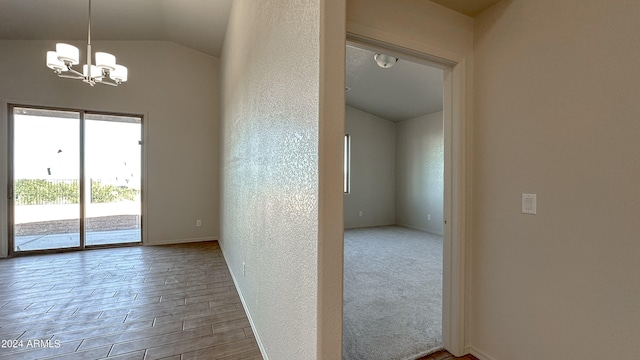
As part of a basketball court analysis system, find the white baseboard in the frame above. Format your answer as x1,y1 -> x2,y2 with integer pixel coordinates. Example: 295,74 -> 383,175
218,242 -> 269,360
143,236 -> 218,246
395,222 -> 443,236
344,222 -> 395,230
466,345 -> 498,360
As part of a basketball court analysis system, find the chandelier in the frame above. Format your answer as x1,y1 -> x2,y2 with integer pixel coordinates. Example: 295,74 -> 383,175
45,0 -> 128,86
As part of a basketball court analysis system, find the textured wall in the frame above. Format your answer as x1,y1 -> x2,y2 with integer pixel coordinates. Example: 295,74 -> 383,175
344,106 -> 396,229
396,111 -> 444,235
0,40 -> 220,256
472,1 -> 640,359
220,0 -> 337,359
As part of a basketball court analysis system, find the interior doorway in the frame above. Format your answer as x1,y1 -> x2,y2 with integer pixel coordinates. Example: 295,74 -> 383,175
8,105 -> 142,254
342,44 -> 445,359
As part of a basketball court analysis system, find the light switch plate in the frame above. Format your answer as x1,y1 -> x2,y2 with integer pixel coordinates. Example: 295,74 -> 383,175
522,193 -> 537,215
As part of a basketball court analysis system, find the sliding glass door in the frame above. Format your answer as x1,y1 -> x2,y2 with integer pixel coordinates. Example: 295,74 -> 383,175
9,105 -> 142,253
11,108 -> 81,251
84,113 -> 141,246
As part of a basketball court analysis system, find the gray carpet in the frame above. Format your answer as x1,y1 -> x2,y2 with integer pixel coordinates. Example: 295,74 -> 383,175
343,226 -> 443,360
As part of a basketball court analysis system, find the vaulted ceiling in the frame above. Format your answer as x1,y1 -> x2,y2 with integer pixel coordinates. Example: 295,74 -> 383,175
0,0 -> 501,57
0,0 -> 233,57
0,0 -> 502,121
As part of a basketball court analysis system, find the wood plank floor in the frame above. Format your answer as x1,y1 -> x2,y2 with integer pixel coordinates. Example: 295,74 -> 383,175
418,350 -> 479,360
0,242 -> 262,360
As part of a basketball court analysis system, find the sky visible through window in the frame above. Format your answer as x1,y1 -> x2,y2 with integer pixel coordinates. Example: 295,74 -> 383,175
14,113 -> 141,188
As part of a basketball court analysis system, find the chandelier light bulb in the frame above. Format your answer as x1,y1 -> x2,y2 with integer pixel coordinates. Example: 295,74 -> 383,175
110,65 -> 128,83
46,51 -> 66,72
83,64 -> 101,78
56,43 -> 80,65
95,52 -> 116,71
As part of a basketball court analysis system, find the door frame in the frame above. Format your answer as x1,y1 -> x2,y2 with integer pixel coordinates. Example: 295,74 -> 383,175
346,32 -> 469,355
7,103 -> 145,256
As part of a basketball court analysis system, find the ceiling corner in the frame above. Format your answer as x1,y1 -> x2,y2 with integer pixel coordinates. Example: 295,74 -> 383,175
428,0 -> 503,17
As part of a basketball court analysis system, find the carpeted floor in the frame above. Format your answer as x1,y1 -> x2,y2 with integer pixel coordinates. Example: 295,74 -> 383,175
343,226 -> 443,360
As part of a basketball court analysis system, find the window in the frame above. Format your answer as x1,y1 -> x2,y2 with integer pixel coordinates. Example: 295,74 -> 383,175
344,134 -> 351,193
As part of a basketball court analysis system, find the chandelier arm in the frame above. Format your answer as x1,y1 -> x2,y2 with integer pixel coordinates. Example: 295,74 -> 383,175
58,74 -> 84,80
65,66 -> 84,77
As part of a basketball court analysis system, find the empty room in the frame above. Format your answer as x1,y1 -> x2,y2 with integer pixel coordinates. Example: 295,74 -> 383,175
2,0 -> 640,360
0,0 -> 262,359
342,44 -> 446,360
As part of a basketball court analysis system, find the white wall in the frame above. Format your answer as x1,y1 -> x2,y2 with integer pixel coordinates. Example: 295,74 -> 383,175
396,111 -> 444,235
220,0 -> 344,359
344,106 -> 395,229
471,1 -> 640,359
0,40 -> 220,257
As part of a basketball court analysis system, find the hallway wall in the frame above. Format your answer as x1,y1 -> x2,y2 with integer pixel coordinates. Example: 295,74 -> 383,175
471,0 -> 640,358
219,0 -> 345,359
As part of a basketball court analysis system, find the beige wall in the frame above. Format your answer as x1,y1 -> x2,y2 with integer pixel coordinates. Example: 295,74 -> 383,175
0,40 -> 220,257
344,106 -> 396,229
396,111 -> 444,235
471,0 -> 640,359
347,0 -> 473,60
220,0 -> 344,359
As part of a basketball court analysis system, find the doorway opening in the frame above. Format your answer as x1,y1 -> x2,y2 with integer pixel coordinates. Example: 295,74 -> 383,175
8,105 -> 143,254
343,44 -> 445,359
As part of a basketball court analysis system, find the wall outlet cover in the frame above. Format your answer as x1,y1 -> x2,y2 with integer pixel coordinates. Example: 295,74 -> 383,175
522,193 -> 537,215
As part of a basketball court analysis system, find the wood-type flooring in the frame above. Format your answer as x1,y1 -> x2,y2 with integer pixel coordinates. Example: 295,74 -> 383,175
0,242 -> 261,360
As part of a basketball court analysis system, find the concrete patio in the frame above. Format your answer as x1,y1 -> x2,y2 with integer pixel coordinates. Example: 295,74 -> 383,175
15,229 -> 141,251
13,201 -> 141,252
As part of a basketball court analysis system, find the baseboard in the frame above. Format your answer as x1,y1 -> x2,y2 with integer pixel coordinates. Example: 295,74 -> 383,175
143,236 -> 218,246
466,345 -> 498,360
218,242 -> 269,360
344,222 -> 395,230
395,222 -> 443,236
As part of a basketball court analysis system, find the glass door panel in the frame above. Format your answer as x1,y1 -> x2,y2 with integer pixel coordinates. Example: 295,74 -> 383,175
84,113 -> 141,246
12,107 -> 81,251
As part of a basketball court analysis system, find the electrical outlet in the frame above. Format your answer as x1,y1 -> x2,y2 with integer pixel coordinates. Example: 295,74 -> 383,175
242,262 -> 246,277
427,214 -> 431,221
359,211 -> 363,217
196,219 -> 201,227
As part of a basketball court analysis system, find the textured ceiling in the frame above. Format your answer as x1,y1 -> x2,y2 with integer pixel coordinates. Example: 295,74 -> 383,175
0,0 -> 484,121
0,0 -> 232,57
346,46 -> 443,122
